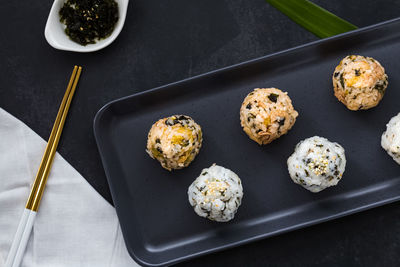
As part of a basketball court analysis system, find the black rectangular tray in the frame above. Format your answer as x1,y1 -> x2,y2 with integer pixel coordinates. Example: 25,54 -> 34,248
94,18 -> 400,266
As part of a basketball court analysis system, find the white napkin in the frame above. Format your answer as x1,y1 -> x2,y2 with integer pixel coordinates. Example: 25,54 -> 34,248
0,108 -> 140,267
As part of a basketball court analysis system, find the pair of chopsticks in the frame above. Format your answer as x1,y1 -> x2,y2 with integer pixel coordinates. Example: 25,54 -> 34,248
5,66 -> 82,267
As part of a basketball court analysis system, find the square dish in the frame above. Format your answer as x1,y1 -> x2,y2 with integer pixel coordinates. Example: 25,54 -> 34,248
94,18 -> 400,266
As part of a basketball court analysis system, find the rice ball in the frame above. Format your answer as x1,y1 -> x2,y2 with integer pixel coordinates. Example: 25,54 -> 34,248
146,115 -> 202,171
188,164 -> 243,222
287,136 -> 346,193
333,55 -> 388,110
240,88 -> 298,145
381,113 -> 400,165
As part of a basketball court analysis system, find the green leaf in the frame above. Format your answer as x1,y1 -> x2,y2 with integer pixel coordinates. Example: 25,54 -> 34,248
266,0 -> 358,38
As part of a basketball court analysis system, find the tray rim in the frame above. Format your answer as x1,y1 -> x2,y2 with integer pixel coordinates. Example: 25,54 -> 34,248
93,17 -> 400,267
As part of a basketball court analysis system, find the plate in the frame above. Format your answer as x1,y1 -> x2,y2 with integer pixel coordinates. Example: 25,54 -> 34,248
94,18 -> 400,266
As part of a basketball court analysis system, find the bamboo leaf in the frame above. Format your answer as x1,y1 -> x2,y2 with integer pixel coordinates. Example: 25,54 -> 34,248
266,0 -> 358,38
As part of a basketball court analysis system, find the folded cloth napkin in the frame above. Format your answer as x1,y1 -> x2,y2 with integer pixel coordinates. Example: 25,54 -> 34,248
0,108 -> 140,267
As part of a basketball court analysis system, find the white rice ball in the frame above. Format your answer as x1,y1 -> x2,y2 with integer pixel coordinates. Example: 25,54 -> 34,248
287,136 -> 346,193
381,113 -> 400,165
188,164 -> 243,222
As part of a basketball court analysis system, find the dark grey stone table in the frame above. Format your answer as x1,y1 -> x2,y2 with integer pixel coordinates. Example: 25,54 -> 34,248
1,0 -> 399,266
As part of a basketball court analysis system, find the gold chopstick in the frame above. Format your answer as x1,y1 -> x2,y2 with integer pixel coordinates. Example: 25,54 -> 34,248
25,66 -> 82,212
6,66 -> 82,267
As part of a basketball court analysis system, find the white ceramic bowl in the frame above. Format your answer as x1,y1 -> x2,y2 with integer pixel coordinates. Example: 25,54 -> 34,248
45,0 -> 129,52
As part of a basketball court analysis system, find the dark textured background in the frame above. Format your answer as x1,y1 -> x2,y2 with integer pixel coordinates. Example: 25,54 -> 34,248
0,0 -> 399,266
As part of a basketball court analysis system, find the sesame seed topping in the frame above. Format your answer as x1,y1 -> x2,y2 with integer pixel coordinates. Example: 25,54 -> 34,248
307,156 -> 329,175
